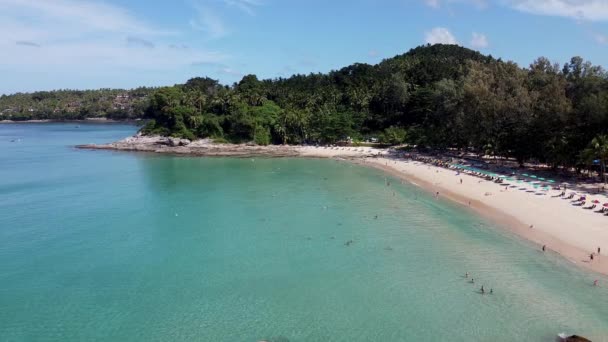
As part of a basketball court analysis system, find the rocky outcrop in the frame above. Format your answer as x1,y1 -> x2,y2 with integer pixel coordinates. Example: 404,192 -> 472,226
75,135 -> 301,158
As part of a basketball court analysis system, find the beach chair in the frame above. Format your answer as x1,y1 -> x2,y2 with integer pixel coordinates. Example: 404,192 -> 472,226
563,194 -> 575,200
583,204 -> 596,210
573,201 -> 585,207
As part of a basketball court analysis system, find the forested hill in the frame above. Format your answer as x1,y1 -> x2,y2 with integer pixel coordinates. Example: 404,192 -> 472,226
140,44 -> 607,170
4,44 -> 608,171
0,87 -> 156,121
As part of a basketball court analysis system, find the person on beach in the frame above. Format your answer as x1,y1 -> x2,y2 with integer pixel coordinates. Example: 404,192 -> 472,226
460,178 -> 463,184
598,247 -> 601,255
542,245 -> 546,252
590,253 -> 594,261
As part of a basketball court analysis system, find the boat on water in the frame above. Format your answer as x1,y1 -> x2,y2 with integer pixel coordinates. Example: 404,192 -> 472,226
557,333 -> 592,342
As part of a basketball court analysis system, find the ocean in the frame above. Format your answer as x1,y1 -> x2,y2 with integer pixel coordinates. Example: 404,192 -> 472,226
1,123 -> 607,341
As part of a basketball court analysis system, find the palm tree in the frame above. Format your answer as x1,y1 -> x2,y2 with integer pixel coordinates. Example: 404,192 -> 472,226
583,135 -> 608,183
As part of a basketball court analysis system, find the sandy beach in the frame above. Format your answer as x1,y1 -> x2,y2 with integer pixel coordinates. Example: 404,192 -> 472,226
360,156 -> 608,277
78,136 -> 608,276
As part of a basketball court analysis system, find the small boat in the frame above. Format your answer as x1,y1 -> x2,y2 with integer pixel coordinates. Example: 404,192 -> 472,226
557,333 -> 592,342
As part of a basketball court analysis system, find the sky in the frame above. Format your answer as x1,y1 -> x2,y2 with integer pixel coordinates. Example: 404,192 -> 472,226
1,0 -> 608,94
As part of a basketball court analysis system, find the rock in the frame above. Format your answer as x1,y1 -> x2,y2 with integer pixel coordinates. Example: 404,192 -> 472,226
167,137 -> 190,147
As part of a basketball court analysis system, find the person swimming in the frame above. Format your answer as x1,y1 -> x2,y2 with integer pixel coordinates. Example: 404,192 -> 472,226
465,272 -> 469,278
490,289 -> 493,294
470,278 -> 474,284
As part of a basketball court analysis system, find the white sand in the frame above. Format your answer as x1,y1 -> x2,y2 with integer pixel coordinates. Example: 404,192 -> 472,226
362,156 -> 608,276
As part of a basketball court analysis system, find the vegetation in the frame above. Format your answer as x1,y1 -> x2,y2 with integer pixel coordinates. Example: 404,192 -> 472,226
0,88 -> 156,121
4,44 -> 608,174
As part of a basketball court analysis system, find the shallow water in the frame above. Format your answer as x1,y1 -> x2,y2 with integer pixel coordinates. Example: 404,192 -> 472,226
1,123 -> 607,341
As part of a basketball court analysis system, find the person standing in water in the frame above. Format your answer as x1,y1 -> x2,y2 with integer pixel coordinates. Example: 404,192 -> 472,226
542,245 -> 546,252
480,285 -> 485,294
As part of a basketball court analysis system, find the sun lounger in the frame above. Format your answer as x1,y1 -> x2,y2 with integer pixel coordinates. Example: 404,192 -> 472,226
583,204 -> 596,210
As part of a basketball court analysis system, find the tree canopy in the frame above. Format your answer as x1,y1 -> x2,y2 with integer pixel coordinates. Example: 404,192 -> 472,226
4,44 -> 608,171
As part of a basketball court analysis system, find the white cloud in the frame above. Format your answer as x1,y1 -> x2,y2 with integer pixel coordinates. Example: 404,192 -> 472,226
0,0 -> 167,35
218,67 -> 243,77
423,0 -> 487,9
470,32 -> 489,48
425,27 -> 459,44
594,32 -> 608,44
222,0 -> 262,15
506,0 -> 608,21
0,0 -> 228,93
425,0 -> 441,8
189,6 -> 229,39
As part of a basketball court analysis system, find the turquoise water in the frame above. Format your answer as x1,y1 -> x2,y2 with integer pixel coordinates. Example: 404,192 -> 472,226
1,124 -> 608,341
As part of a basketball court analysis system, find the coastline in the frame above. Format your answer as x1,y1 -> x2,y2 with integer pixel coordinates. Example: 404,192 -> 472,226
359,158 -> 608,277
0,118 -> 143,124
77,135 -> 608,277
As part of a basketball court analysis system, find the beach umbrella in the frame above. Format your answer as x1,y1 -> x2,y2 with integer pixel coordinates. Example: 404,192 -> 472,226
538,177 -> 546,181
592,200 -> 600,204
604,203 -> 608,207
530,175 -> 538,179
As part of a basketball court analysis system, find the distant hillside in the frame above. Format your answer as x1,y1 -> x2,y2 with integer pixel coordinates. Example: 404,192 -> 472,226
3,44 -> 608,175
0,87 -> 156,121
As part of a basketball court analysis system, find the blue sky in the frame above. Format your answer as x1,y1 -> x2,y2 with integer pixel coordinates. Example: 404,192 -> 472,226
1,0 -> 608,94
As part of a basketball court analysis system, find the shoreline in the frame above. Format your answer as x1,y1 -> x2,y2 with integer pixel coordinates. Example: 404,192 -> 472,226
0,118 -> 143,124
358,159 -> 608,277
78,135 -> 608,277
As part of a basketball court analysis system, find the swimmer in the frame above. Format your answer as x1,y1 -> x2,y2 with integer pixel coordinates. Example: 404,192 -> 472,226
542,245 -> 546,252
490,289 -> 493,294
465,272 -> 469,278
470,278 -> 474,284
593,280 -> 599,286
